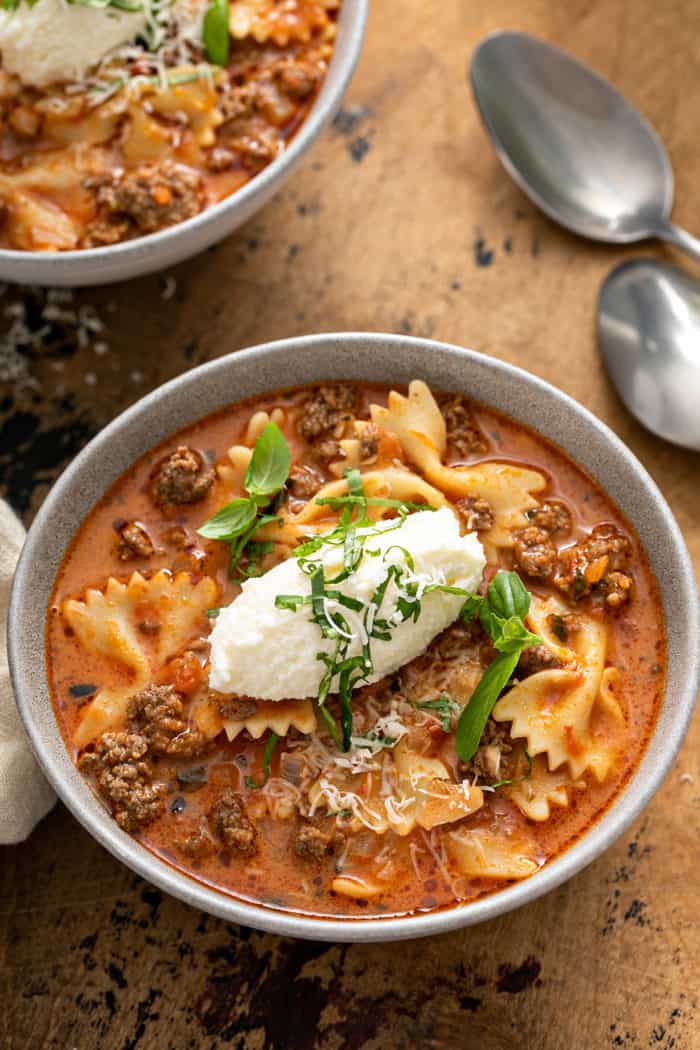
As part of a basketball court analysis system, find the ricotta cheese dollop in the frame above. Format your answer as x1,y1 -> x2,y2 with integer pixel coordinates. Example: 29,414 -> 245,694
209,507 -> 486,701
0,0 -> 149,88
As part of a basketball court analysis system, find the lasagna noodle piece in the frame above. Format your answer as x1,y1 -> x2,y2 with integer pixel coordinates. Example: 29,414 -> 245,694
505,754 -> 571,822
307,741 -> 483,838
63,570 -> 217,745
229,0 -> 339,45
446,827 -> 540,880
370,381 -> 547,547
222,698 -> 316,740
492,595 -> 624,781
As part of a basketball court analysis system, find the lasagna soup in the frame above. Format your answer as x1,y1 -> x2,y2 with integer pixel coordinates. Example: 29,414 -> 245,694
0,0 -> 339,251
46,380 -> 665,918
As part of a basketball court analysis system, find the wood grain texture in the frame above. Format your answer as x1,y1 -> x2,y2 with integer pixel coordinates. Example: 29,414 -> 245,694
1,1 -> 699,1047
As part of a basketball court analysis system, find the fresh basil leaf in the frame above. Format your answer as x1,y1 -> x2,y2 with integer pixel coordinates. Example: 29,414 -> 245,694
202,0 -> 230,66
197,497 -> 257,540
492,616 -> 541,654
455,650 -> 521,762
479,601 -> 498,639
245,732 -> 279,789
459,593 -> 484,620
487,570 -> 531,621
244,422 -> 291,500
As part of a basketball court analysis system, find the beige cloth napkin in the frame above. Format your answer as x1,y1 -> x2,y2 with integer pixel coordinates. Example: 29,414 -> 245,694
0,500 -> 56,844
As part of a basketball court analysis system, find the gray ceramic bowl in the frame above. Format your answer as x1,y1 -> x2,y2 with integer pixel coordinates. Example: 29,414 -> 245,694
0,0 -> 367,288
9,333 -> 700,942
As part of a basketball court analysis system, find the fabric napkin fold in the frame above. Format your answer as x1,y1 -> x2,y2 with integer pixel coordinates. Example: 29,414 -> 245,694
0,500 -> 56,844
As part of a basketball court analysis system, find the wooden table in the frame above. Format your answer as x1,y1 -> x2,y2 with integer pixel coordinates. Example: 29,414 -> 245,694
2,2 -> 699,1046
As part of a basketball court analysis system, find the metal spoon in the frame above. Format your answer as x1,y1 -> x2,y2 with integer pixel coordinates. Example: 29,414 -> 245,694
470,31 -> 700,262
597,260 -> 700,451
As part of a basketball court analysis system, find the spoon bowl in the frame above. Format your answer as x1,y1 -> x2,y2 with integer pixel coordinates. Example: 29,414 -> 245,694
598,259 -> 700,451
470,31 -> 700,261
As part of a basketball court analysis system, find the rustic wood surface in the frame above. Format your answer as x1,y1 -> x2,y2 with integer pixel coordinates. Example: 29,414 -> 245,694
2,1 -> 700,1047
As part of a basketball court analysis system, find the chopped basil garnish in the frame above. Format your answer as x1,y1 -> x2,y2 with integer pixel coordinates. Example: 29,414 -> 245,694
416,694 -> 460,733
197,423 -> 290,578
202,0 -> 230,67
455,571 -> 540,763
350,732 -> 398,751
245,732 -> 279,789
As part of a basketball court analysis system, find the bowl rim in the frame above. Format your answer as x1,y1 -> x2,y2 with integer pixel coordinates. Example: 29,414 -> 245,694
9,332 -> 700,942
0,0 -> 368,279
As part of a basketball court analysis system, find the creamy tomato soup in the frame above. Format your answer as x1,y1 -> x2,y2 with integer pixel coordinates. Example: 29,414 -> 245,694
46,381 -> 665,918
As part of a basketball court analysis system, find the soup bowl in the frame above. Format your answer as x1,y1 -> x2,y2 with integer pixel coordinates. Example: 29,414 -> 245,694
8,333 -> 700,941
0,0 -> 368,288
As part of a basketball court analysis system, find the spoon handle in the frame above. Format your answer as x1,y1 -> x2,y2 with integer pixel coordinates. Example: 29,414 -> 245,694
657,222 -> 700,264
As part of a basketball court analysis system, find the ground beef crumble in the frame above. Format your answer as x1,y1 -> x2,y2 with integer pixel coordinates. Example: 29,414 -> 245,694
116,521 -> 154,561
601,570 -> 633,609
516,644 -> 563,678
127,684 -> 208,758
209,790 -> 257,854
458,718 -> 512,785
437,393 -> 488,457
287,463 -> 324,506
525,500 -> 572,535
514,525 -> 557,580
151,446 -> 214,507
359,423 -> 380,463
179,829 -> 216,860
79,732 -> 166,832
554,524 -> 632,606
215,56 -> 322,173
294,823 -> 342,862
83,162 -> 204,247
515,510 -> 633,608
297,384 -> 357,443
455,495 -> 494,532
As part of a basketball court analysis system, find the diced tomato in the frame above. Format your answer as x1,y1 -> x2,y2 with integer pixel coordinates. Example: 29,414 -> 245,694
160,651 -> 204,694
